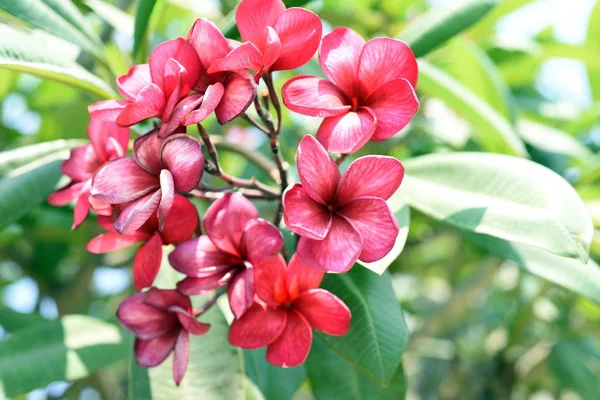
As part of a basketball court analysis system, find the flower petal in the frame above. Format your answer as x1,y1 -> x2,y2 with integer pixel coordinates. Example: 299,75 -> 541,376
170,306 -> 211,336
169,236 -> 240,278
159,93 -> 204,137
176,271 -> 235,295
133,232 -> 163,290
282,183 -> 332,240
228,267 -> 255,319
172,329 -> 189,385
240,218 -> 284,265
117,64 -> 151,101
62,145 -> 100,181
296,135 -> 340,205
133,129 -> 164,175
266,310 -> 312,367
358,38 -> 418,98
187,18 -> 231,71
149,38 -> 200,94
204,192 -> 258,257
91,158 -> 159,204
114,190 -> 162,235
297,215 -> 362,273
271,7 -> 322,71
134,331 -> 178,368
116,83 -> 165,126
282,76 -> 350,117
338,197 -> 399,263
158,169 -> 175,230
207,42 -> 263,74
364,78 -> 419,141
117,293 -> 176,339
88,100 -> 129,160
184,83 -> 225,126
86,232 -> 143,253
160,134 -> 204,193
316,108 -> 377,154
215,72 -> 257,124
72,190 -> 91,229
294,289 -> 350,336
229,303 -> 287,348
318,27 -> 365,99
254,254 -> 288,307
336,155 -> 404,204
286,253 -> 323,300
144,287 -> 191,311
236,0 -> 286,46
161,195 -> 199,245
48,182 -> 84,206
262,26 -> 282,70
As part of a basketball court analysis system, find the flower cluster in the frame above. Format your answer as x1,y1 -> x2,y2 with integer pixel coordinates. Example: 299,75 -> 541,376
48,0 -> 418,385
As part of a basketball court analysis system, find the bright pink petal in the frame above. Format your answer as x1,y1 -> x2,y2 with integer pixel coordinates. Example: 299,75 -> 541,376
215,73 -> 256,124
133,232 -> 163,290
48,182 -> 84,206
187,18 -> 231,71
87,232 -> 145,253
117,293 -> 176,339
134,331 -> 178,368
114,190 -> 162,235
282,183 -> 332,240
72,190 -> 91,229
170,307 -> 211,335
88,100 -> 129,159
133,129 -> 164,175
266,310 -> 312,367
91,158 -> 159,204
294,289 -> 350,336
176,271 -> 235,295
296,135 -> 340,205
358,38 -> 418,98
169,236 -> 240,278
272,7 -> 322,71
158,169 -> 175,229
207,42 -> 263,74
262,27 -> 282,70
160,93 -> 204,137
338,197 -> 399,263
319,27 -> 365,98
62,145 -> 100,181
161,195 -> 199,245
184,83 -> 225,126
236,0 -> 286,46
254,254 -> 288,306
316,108 -> 377,154
117,64 -> 152,101
282,76 -> 350,117
228,267 -> 255,319
297,215 -> 362,273
229,303 -> 287,348
364,78 -> 419,141
160,134 -> 204,193
336,156 -> 404,204
286,253 -> 323,300
172,329 -> 189,385
161,59 -> 185,121
240,218 -> 284,265
143,287 -> 191,311
204,193 -> 259,257
149,38 -> 200,94
116,83 -> 165,126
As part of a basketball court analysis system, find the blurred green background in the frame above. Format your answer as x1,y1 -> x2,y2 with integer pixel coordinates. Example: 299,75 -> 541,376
2,0 -> 600,399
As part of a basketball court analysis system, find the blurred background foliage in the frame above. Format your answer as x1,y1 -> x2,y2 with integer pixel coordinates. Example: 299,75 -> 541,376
2,0 -> 600,399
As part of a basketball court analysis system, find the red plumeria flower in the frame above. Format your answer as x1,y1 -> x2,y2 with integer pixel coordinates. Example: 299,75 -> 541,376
91,130 -> 203,236
282,135 -> 403,273
87,195 -> 199,290
229,253 -> 350,367
208,0 -> 322,80
48,102 -> 129,229
115,38 -> 201,136
282,27 -> 419,154
169,192 -> 283,318
117,288 -> 210,385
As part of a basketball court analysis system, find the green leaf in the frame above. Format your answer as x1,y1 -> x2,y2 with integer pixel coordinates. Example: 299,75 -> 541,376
85,0 -> 134,36
418,60 -> 527,157
586,1 -> 600,100
318,268 -> 409,386
358,203 -> 410,275
133,0 -> 158,59
400,152 -> 593,262
244,348 -> 306,400
517,120 -> 592,162
0,0 -> 102,56
0,315 -> 129,398
0,25 -> 116,99
469,0 -> 535,39
307,338 -> 406,400
0,139 -> 84,178
0,308 -> 46,333
549,340 -> 600,400
398,0 -> 499,58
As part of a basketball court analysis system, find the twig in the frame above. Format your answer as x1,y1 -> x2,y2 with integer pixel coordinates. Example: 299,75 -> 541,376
336,153 -> 349,166
193,287 -> 227,317
241,114 -> 270,135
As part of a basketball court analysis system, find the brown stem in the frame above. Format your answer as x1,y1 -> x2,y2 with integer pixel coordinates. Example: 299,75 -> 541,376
193,287 -> 226,317
189,189 -> 279,201
263,73 -> 282,135
241,113 -> 270,135
336,153 -> 349,166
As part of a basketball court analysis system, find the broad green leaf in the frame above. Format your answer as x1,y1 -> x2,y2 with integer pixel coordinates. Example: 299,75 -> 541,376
244,348 -> 306,400
586,1 -> 600,100
0,25 -> 116,99
0,139 -> 84,177
86,0 -> 134,36
418,60 -> 527,157
307,338 -> 406,399
318,268 -> 409,386
549,340 -> 600,400
469,0 -> 535,39
400,152 -> 593,262
0,159 -> 64,229
464,231 -> 600,304
0,0 -> 102,56
358,203 -> 410,275
40,0 -> 100,44
398,0 -> 499,58
0,308 -> 45,333
134,0 -> 158,59
0,315 -> 128,398
517,120 -> 592,162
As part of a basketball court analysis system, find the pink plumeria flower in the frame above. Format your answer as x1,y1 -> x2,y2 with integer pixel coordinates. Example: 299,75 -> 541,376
48,102 -> 129,229
117,288 -> 210,385
87,195 -> 199,290
282,27 -> 419,154
282,135 -> 403,273
169,192 -> 283,318
91,130 -> 203,236
208,0 -> 322,80
115,38 -> 201,136
229,253 -> 350,367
